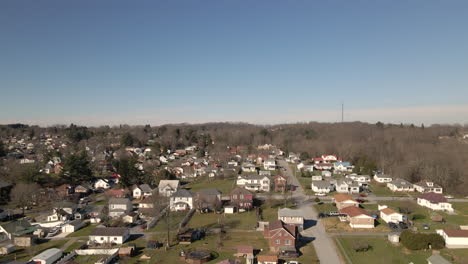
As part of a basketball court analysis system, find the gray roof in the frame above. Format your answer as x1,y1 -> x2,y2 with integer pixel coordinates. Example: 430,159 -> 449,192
427,254 -> 451,264
172,189 -> 193,198
239,174 -> 269,180
1,219 -> 34,235
90,227 -> 128,237
158,180 -> 180,189
312,180 -> 332,188
139,184 -> 153,193
31,248 -> 62,261
278,208 -> 304,218
391,178 -> 413,188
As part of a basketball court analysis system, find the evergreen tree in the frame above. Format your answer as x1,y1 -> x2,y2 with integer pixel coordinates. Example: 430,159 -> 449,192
61,151 -> 93,184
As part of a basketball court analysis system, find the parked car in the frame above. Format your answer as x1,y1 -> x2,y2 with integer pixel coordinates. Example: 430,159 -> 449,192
329,211 -> 339,216
356,199 -> 366,203
359,194 -> 367,197
422,224 -> 430,230
315,193 -> 326,197
398,222 -> 408,230
388,222 -> 399,231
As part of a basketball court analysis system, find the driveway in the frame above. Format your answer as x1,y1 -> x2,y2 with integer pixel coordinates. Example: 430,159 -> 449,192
278,159 -> 343,264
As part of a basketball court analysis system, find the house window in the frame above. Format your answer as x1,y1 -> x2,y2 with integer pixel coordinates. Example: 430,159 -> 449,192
114,237 -> 117,240
275,239 -> 280,244
285,239 -> 291,245
101,237 -> 104,240
233,195 -> 237,199
240,195 -> 244,199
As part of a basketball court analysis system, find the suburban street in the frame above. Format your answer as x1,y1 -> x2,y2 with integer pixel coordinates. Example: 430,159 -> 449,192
278,159 -> 344,264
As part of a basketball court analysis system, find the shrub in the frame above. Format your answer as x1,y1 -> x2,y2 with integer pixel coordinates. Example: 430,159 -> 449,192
411,214 -> 425,221
400,230 -> 445,250
352,240 -> 372,252
314,197 -> 321,203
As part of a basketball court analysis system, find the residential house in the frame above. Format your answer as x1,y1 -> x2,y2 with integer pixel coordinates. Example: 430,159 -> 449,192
30,248 -> 62,264
273,175 -> 287,192
278,208 -> 304,229
108,198 -> 133,218
170,189 -> 194,211
62,220 -> 83,233
158,180 -> 180,197
263,220 -> 297,252
235,246 -> 254,264
74,184 -> 92,194
387,178 -> 415,192
241,162 -> 257,173
237,175 -> 271,192
334,162 -> 352,172
378,205 -> 404,223
333,194 -> 359,210
89,227 -> 130,245
334,179 -> 360,194
94,179 -> 111,190
321,154 -> 339,162
56,184 -> 73,198
0,220 -> 36,241
417,193 -> 454,212
122,212 -> 138,224
347,174 -> 371,184
105,189 -> 127,198
257,255 -> 279,264
315,163 -> 333,170
259,170 -> 271,176
373,174 -> 393,183
311,180 -> 334,194
436,229 -> 468,248
414,181 -> 443,194
339,206 -> 375,228
229,187 -> 254,210
322,170 -> 332,177
132,184 -> 153,199
195,189 -> 222,212
263,159 -> 276,170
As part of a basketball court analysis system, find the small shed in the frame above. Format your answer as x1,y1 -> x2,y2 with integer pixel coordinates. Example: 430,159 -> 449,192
387,232 -> 400,244
224,206 -> 236,214
0,244 -> 15,255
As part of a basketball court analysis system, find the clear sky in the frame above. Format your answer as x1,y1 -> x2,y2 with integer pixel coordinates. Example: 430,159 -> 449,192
1,0 -> 468,126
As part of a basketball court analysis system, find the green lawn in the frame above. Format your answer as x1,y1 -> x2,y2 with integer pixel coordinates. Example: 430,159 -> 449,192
261,206 -> 278,222
297,241 -> 320,264
146,211 -> 187,232
336,236 -> 432,264
313,203 -> 338,214
184,177 -> 236,194
440,248 -> 468,264
189,210 -> 259,230
67,223 -> 98,237
290,165 -> 315,195
64,240 -> 86,252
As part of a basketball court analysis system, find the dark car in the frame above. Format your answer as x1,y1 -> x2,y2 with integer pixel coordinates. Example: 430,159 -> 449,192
318,213 -> 326,218
356,199 -> 367,203
388,222 -> 399,231
398,222 -> 408,230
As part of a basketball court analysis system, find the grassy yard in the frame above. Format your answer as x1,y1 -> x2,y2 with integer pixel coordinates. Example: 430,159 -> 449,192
297,241 -> 320,264
369,182 -> 415,197
335,236 -> 432,264
290,165 -> 315,195
321,217 -> 390,233
260,206 -> 278,222
0,239 -> 68,263
313,203 -> 338,214
117,231 -> 270,264
378,200 -> 468,232
67,223 -> 98,237
146,211 -> 187,232
189,210 -> 259,230
440,248 -> 468,264
184,177 -> 236,194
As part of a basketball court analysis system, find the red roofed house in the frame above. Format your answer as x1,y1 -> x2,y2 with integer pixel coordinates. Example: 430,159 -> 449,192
339,206 -> 375,228
417,193 -> 453,212
230,187 -> 254,210
333,194 -> 359,210
437,229 -> 468,248
263,220 -> 298,252
273,175 -> 288,193
257,254 -> 279,264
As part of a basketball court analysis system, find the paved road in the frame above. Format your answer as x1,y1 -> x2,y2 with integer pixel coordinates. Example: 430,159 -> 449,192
278,159 -> 344,264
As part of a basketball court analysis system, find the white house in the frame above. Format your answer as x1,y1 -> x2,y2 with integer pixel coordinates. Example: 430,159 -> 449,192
387,178 -> 414,192
236,175 -> 271,192
413,181 -> 443,194
373,174 -> 393,183
158,180 -> 180,197
315,163 -> 333,170
263,159 -> 276,170
94,179 -> 111,190
417,193 -> 453,212
334,162 -> 352,172
436,229 -> 468,248
322,171 -> 332,177
321,154 -> 338,162
170,189 -> 194,211
278,208 -> 304,229
347,174 -> 371,184
132,184 -> 153,199
334,179 -> 360,194
30,248 -> 62,264
311,175 -> 323,181
61,220 -> 84,233
108,198 -> 133,218
311,180 -> 334,193
241,162 -> 257,172
378,205 -> 404,223
89,227 -> 130,245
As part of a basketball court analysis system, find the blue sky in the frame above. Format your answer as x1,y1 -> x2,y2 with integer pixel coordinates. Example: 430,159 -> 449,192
1,0 -> 468,126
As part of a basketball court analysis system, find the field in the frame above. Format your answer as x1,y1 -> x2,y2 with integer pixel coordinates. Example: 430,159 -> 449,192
0,239 -> 68,263
184,177 -> 236,194
188,210 -> 259,230
335,235 -> 431,264
146,211 -> 187,232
